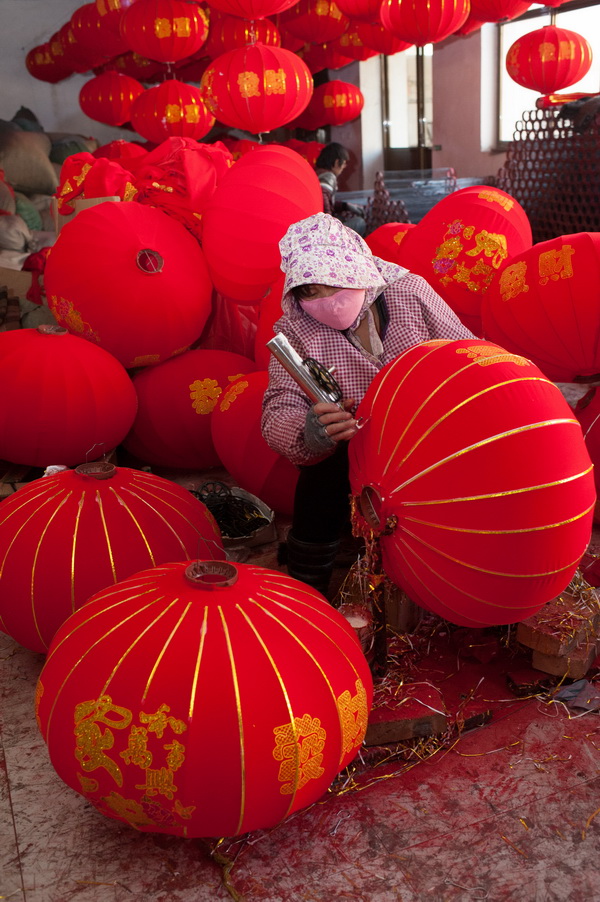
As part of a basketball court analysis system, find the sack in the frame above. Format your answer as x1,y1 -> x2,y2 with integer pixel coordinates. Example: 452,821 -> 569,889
0,214 -> 38,252
0,121 -> 58,195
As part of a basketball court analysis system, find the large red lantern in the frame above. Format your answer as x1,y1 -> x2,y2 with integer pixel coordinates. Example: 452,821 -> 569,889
123,348 -> 257,468
308,80 -> 364,127
469,0 -> 532,22
211,371 -> 299,516
120,0 -> 209,62
396,185 -> 532,330
349,340 -> 595,627
354,23 -> 411,55
575,388 -> 600,520
72,2 -> 130,59
201,145 -> 322,302
280,0 -> 349,44
36,559 -> 372,836
79,71 -> 145,126
204,0 -> 298,19
204,14 -> 281,58
0,464 -> 224,653
201,43 -> 313,134
253,273 -> 284,368
0,326 -> 137,468
364,222 -> 416,263
333,28 -> 378,62
96,0 -> 140,35
334,0 -> 382,22
130,80 -> 214,143
506,26 -> 593,94
482,232 -> 600,383
379,0 -> 469,45
45,202 -> 213,369
25,43 -> 73,83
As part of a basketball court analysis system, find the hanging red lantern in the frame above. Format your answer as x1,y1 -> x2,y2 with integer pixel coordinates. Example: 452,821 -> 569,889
295,41 -> 353,74
120,0 -> 210,63
205,0 -> 298,19
332,27 -> 378,62
59,21 -> 100,72
79,71 -> 145,126
0,326 -> 137,468
279,0 -> 349,44
130,80 -> 214,143
108,49 -> 168,80
334,0 -> 383,22
468,0 -> 532,22
364,222 -> 416,263
396,185 -> 532,332
201,145 -> 323,302
123,348 -> 257,468
308,80 -> 364,127
25,43 -> 73,83
349,339 -> 595,627
72,2 -> 131,59
201,43 -> 313,134
482,232 -> 600,383
380,0 -> 469,46
0,464 -> 224,653
45,202 -> 213,369
36,558 -> 372,837
282,139 -> 325,168
506,26 -> 592,94
454,12 -> 487,35
211,371 -> 299,516
96,0 -> 140,35
354,23 -> 411,56
204,14 -> 280,58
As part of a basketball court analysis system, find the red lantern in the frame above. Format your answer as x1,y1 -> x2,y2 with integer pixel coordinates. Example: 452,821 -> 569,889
59,20 -> 98,72
308,80 -> 364,127
205,0 -> 298,20
296,41 -> 353,74
0,326 -> 137,468
253,273 -> 284,368
281,139 -> 324,167
79,71 -> 145,126
36,559 -> 372,836
575,388 -> 600,520
108,49 -> 168,80
349,340 -> 595,627
482,233 -> 600,383
120,0 -> 209,63
130,80 -> 214,143
354,23 -> 411,55
96,0 -> 140,34
280,0 -> 349,44
0,464 -> 224,653
201,145 -> 323,302
396,185 -> 532,332
72,2 -> 130,59
364,222 -> 416,263
211,371 -> 299,515
468,0 -> 532,22
93,139 -> 149,165
334,0 -> 382,22
204,14 -> 281,58
332,27 -> 378,62
454,12 -> 487,35
45,202 -> 213,369
506,26 -> 593,94
25,43 -> 73,83
123,348 -> 257,468
201,43 -> 313,134
380,0 -> 469,46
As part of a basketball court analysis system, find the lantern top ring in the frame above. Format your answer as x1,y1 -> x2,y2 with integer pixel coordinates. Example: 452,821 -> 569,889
185,560 -> 239,589
37,324 -> 68,336
75,461 -> 117,480
137,249 -> 164,274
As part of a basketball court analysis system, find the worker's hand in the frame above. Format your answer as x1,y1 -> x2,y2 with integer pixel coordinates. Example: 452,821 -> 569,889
313,399 -> 358,443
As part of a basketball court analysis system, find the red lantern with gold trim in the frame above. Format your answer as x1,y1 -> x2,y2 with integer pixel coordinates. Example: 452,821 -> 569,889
36,558 -> 372,836
469,0 -> 532,22
205,0 -> 298,19
123,348 -> 257,468
130,80 -> 214,143
0,464 -> 224,653
335,0 -> 382,22
396,185 -> 532,332
201,43 -> 313,134
72,2 -> 130,60
482,232 -> 600,383
96,0 -> 140,35
575,388 -> 600,521
107,49 -> 168,80
296,41 -> 353,74
364,222 -> 416,263
79,71 -> 145,126
253,273 -> 285,368
45,202 -> 213,369
506,26 -> 592,94
0,326 -> 137,468
349,339 -> 595,627
280,0 -> 349,44
26,43 -> 73,83
201,145 -> 323,302
308,80 -> 364,127
354,23 -> 411,55
332,27 -> 378,62
204,14 -> 281,58
211,371 -> 299,515
380,0 -> 469,46
120,0 -> 209,63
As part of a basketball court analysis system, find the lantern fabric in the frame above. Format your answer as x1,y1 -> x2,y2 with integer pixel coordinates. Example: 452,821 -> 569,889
58,21 -> 98,73
0,326 -> 137,468
26,42 -> 73,83
575,388 -> 600,521
54,152 -> 138,215
45,202 -> 213,369
201,145 -> 323,302
379,0 -> 470,46
108,50 -> 167,80
0,464 -> 224,653
71,2 -> 130,59
295,41 -> 353,74
120,0 -> 209,63
482,232 -> 600,383
204,0 -> 299,20
469,0 -> 532,23
79,71 -> 145,126
354,23 -> 411,56
123,348 -> 257,468
280,0 -> 349,44
130,80 -> 214,143
282,139 -> 325,168
334,0 -> 383,22
396,185 -> 532,331
253,273 -> 285,368
204,14 -> 281,58
364,222 -> 416,263
506,26 -> 593,94
349,339 -> 595,628
333,28 -> 378,62
308,80 -> 364,127
211,371 -> 299,516
96,0 -> 140,34
36,559 -> 372,837
93,139 -> 149,166
201,43 -> 313,135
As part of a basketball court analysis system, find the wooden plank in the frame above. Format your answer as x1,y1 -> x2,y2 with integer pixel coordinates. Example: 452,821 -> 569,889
364,683 -> 447,746
532,639 -> 599,680
516,590 -> 600,657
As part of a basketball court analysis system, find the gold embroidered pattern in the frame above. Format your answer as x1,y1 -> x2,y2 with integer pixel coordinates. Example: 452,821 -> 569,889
539,41 -> 557,62
74,695 -> 133,787
77,774 -> 99,793
538,245 -> 574,285
499,261 -> 529,301
123,182 -> 138,202
73,164 -> 91,186
455,345 -> 529,367
265,68 -> 286,94
174,798 -> 196,819
120,724 -> 152,767
130,353 -> 160,367
50,295 -> 100,343
238,70 -> 260,98
337,679 -> 369,756
432,219 -> 504,294
135,766 -> 178,799
154,16 -> 191,38
165,103 -> 184,123
139,703 -> 186,738
476,189 -> 514,211
273,713 -> 326,795
103,791 -> 155,826
190,378 -> 222,414
184,103 -> 200,123
464,229 -> 508,269
219,380 -> 248,411
34,680 -> 44,729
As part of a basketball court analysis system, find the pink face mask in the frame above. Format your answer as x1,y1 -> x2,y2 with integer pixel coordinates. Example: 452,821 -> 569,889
300,288 -> 366,330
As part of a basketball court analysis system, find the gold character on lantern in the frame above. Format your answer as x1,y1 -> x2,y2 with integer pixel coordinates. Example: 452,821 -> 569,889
135,766 -> 178,799
165,103 -> 184,123
337,680 -> 368,756
173,17 -> 192,37
74,695 -> 133,787
499,260 -> 529,301
238,71 -> 261,99
335,93 -> 347,107
219,380 -> 248,411
184,103 -> 200,123
315,0 -> 329,14
103,791 -> 155,826
273,713 -> 326,794
538,245 -> 575,285
477,190 -> 514,212
120,724 -> 153,768
190,378 -> 223,414
164,738 -> 186,771
265,69 -> 286,95
559,39 -> 576,60
456,345 -> 528,367
465,230 -> 508,269
154,17 -> 172,38
139,703 -> 186,738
